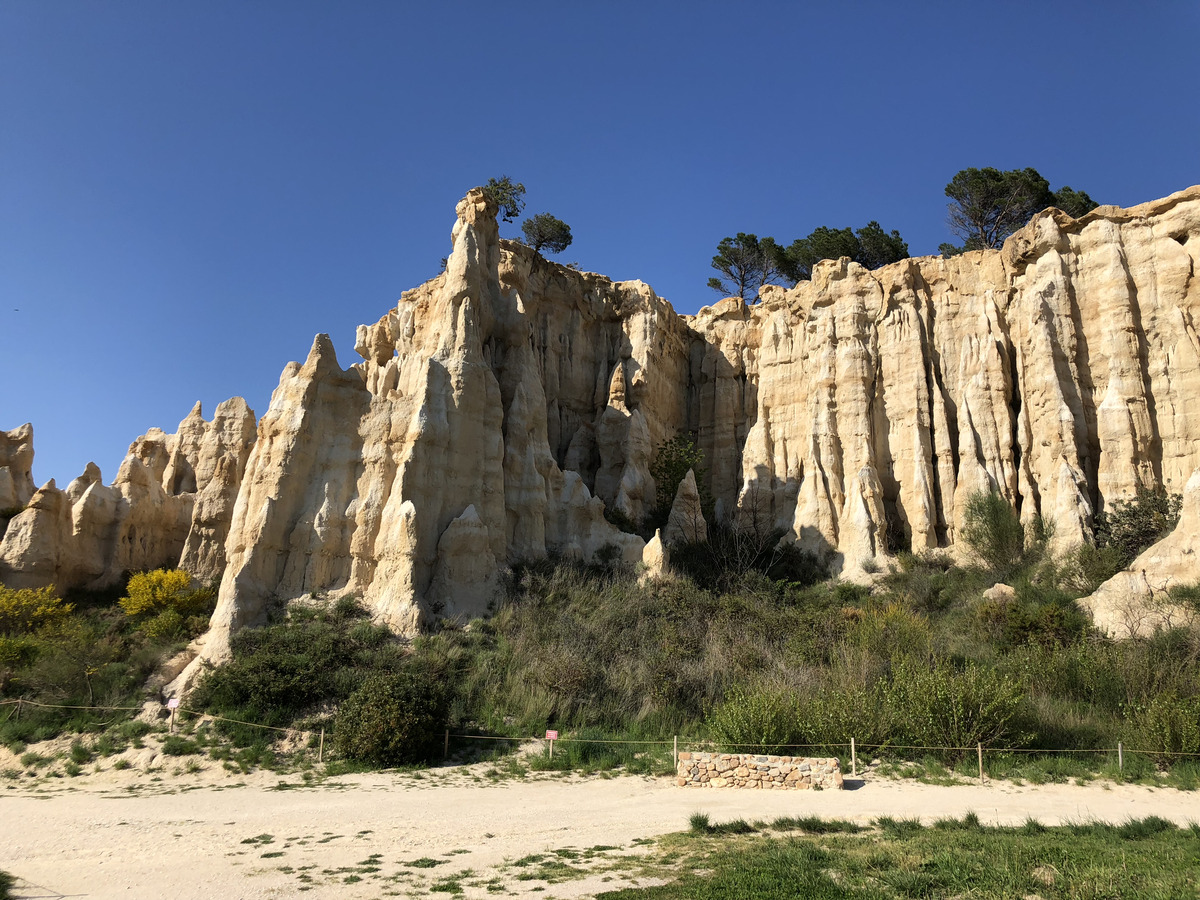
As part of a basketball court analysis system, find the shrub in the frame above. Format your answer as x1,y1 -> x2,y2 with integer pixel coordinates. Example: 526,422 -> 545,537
649,433 -> 712,528
119,569 -> 193,618
1094,488 -> 1182,569
1126,693 -> 1200,764
799,684 -> 892,749
190,597 -> 403,743
707,683 -> 803,752
961,490 -> 1050,582
0,585 -> 73,635
671,523 -> 827,592
333,671 -> 450,766
882,658 -> 1029,756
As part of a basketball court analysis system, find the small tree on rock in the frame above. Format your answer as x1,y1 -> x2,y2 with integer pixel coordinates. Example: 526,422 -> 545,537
781,222 -> 908,281
941,167 -> 1098,255
707,233 -> 786,300
483,175 -> 527,222
521,213 -> 574,254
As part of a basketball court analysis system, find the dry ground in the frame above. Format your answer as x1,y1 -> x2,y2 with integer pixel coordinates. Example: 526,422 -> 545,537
3,754 -> 1199,900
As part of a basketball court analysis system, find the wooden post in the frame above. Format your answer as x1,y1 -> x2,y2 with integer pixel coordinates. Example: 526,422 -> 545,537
851,738 -> 857,777
318,728 -> 325,764
673,736 -> 678,769
443,729 -> 449,761
549,738 -> 554,761
977,743 -> 984,783
14,699 -> 19,722
1118,742 -> 1124,771
170,707 -> 176,734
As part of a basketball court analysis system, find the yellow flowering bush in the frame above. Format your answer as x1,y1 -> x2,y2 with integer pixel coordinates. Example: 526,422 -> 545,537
0,585 -> 73,635
119,568 -> 194,619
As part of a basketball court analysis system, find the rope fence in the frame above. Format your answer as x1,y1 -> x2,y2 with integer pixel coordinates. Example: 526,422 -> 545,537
5,698 -> 1200,777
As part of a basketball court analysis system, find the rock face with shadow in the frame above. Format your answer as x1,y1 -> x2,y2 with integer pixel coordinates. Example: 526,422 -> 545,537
4,185 -> 1200,662
0,399 -> 255,591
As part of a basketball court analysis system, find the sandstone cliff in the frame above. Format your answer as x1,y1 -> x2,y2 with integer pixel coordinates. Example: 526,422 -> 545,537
0,399 -> 255,590
4,185 -> 1199,662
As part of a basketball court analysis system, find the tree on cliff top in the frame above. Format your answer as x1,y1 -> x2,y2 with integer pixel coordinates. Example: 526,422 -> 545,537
707,233 -> 786,300
521,213 -> 573,254
483,175 -> 526,222
941,167 -> 1098,255
780,221 -> 909,281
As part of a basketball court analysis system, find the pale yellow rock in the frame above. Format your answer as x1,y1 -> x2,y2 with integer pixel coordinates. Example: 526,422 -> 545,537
982,583 -> 1017,603
663,469 -> 707,545
1080,468 -> 1200,637
0,424 -> 35,513
640,529 -> 671,582
10,185 -> 1200,654
0,400 -> 256,593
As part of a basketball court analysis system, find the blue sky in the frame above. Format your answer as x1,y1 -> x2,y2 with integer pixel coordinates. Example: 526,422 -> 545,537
2,1 -> 1198,487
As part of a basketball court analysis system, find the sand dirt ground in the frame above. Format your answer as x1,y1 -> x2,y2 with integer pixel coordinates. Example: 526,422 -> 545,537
2,760 -> 1199,900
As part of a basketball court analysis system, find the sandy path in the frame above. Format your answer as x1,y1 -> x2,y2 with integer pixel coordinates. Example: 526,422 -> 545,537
3,767 -> 1198,899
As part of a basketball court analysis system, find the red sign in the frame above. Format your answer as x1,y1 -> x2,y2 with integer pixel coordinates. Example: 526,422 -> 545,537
166,698 -> 181,709
545,730 -> 559,740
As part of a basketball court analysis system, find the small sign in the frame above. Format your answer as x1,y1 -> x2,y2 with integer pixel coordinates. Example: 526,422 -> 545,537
545,730 -> 558,741
166,698 -> 181,710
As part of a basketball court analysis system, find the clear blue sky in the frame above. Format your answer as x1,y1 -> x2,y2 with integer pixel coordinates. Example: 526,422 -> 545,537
3,1 -> 1198,487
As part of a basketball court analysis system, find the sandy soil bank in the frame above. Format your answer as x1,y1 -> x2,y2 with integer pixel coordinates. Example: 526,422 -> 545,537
2,762 -> 1197,899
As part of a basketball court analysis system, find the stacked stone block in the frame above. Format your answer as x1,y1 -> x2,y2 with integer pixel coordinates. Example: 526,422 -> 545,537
676,752 -> 843,790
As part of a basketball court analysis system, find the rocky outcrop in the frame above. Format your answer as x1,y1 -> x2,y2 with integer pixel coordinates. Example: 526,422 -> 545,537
0,425 -> 35,516
0,400 -> 255,591
1080,469 -> 1200,637
725,187 -> 1200,576
199,189 -> 652,666
6,185 -> 1200,656
663,469 -> 708,546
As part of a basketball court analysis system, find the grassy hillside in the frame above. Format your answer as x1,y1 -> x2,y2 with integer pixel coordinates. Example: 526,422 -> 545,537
3,491 -> 1199,780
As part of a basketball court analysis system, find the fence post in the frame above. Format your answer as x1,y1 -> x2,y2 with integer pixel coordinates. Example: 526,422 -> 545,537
14,699 -> 19,722
673,735 -> 678,770
851,738 -> 857,777
444,729 -> 449,761
1118,741 -> 1123,771
977,744 -> 984,783
318,728 -> 325,764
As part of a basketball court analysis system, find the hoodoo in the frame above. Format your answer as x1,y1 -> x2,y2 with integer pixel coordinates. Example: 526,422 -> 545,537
2,185 -> 1199,662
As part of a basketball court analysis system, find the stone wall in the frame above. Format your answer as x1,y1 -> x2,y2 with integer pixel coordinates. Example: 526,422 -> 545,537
676,751 -> 843,790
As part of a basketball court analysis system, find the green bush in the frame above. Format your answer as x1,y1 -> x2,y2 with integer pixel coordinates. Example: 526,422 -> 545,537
670,524 -> 827,592
882,658 -> 1029,757
707,684 -> 804,752
960,490 -> 1051,582
333,671 -> 450,766
648,433 -> 712,529
189,597 -> 402,744
1094,488 -> 1182,569
1126,693 -> 1200,764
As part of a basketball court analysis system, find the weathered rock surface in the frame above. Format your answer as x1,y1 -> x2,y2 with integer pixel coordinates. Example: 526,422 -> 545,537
1080,469 -> 1200,637
0,400 -> 255,591
199,190 -> 653,667
663,469 -> 708,546
7,185 -> 1200,656
0,425 -> 36,519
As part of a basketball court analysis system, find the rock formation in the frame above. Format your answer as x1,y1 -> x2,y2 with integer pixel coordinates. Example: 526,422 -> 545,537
0,399 -> 255,591
663,470 -> 708,546
4,184 -> 1200,658
1079,469 -> 1200,637
0,425 -> 36,516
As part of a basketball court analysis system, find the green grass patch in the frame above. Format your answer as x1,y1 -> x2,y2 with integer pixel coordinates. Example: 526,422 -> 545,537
596,814 -> 1200,899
